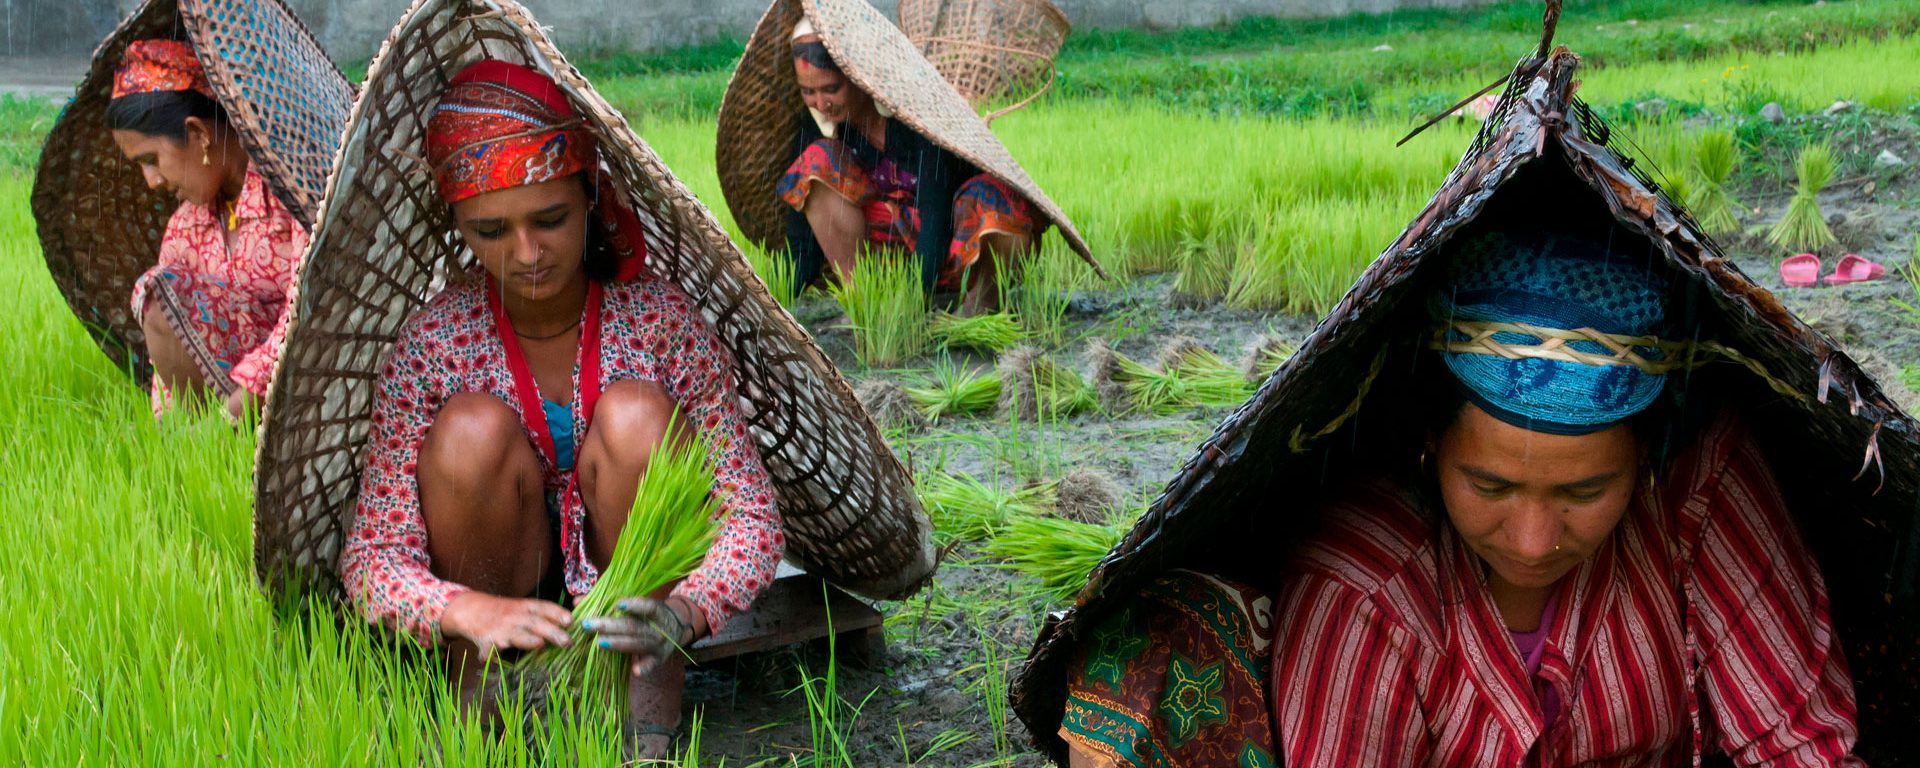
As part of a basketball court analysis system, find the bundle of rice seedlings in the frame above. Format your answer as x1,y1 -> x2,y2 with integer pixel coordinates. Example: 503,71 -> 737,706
1050,468 -> 1123,525
1767,143 -> 1839,253
741,241 -> 800,308
1170,208 -> 1239,307
1241,333 -> 1296,381
830,253 -> 928,367
1157,337 -> 1254,408
855,379 -> 927,430
1686,131 -> 1744,236
517,418 -> 724,711
918,470 -> 1051,542
928,311 -> 1026,353
1013,241 -> 1087,344
902,358 -> 1002,421
1082,338 -> 1135,414
983,515 -> 1127,602
996,345 -> 1096,421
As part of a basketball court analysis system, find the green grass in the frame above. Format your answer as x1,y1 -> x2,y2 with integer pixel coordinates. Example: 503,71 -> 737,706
830,253 -> 930,368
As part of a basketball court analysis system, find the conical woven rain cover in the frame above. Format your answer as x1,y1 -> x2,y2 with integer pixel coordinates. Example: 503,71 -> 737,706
715,0 -> 1102,277
253,0 -> 936,605
30,0 -> 351,382
1012,47 -> 1920,763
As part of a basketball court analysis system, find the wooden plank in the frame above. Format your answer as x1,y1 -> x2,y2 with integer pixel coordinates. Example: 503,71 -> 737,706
688,572 -> 884,665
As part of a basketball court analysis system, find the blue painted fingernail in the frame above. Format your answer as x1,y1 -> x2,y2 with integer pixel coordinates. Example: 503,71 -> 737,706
615,601 -> 630,612
598,638 -> 612,649
579,619 -> 594,631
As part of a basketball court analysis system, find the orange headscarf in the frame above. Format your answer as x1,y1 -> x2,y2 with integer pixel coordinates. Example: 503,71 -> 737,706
113,40 -> 213,99
424,60 -> 647,281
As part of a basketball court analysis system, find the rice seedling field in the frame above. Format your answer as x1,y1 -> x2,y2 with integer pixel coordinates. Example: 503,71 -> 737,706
3,0 -> 1917,762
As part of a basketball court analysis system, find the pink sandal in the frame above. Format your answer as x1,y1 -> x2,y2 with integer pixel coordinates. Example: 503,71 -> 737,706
1823,253 -> 1886,285
1780,253 -> 1821,287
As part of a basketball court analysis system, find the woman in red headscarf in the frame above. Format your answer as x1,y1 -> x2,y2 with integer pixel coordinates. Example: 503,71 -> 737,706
108,39 -> 306,419
338,61 -> 783,755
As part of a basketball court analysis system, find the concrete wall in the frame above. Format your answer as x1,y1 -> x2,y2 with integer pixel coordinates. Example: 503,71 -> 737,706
4,0 -> 1502,63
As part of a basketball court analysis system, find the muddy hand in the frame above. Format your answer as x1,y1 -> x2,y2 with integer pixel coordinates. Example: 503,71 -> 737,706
579,596 -> 694,676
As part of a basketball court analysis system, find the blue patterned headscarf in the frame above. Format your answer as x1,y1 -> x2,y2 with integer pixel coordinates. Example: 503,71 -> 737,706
1433,231 -> 1668,435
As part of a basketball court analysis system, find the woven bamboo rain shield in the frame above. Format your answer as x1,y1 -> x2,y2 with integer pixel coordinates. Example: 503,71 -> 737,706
897,0 -> 1070,119
253,0 -> 935,604
714,0 -> 1102,278
1010,46 -> 1920,763
30,0 -> 351,382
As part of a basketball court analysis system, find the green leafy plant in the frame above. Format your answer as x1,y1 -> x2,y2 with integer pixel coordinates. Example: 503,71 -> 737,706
902,357 -> 1003,421
1767,142 -> 1839,253
1686,130 -> 1744,235
917,470 -> 1052,542
997,346 -> 1096,420
928,311 -> 1026,353
1011,241 -> 1087,345
984,515 -> 1129,601
831,253 -> 929,367
741,241 -> 799,308
518,417 -> 724,712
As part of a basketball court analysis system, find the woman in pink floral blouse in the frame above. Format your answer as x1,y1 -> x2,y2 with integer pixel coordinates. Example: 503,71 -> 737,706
338,61 -> 783,755
107,39 -> 304,419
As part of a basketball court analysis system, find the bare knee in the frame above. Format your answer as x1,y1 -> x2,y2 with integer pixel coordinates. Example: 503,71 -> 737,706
588,380 -> 680,462
422,393 -> 538,487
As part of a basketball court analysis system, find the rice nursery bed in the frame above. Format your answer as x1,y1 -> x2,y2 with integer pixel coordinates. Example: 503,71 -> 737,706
2,2 -> 1918,763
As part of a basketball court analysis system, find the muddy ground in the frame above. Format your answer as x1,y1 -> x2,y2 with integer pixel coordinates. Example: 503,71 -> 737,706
691,111 -> 1919,766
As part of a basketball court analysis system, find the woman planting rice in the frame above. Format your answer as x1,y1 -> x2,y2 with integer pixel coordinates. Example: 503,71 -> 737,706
107,40 -> 304,418
1014,29 -> 1914,766
339,61 -> 782,757
715,0 -> 1104,314
779,19 -> 1037,312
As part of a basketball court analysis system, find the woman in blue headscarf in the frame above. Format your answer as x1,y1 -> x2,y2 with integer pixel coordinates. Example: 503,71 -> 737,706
1058,231 -> 1862,768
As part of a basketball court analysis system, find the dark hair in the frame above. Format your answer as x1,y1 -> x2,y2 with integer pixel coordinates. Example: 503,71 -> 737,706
791,40 -> 841,75
105,90 -> 227,141
577,173 -> 618,282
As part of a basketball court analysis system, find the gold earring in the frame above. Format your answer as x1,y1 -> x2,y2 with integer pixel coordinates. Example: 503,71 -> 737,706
201,144 -> 210,166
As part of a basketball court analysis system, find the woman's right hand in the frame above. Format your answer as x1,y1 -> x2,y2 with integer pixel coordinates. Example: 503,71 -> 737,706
439,591 -> 574,658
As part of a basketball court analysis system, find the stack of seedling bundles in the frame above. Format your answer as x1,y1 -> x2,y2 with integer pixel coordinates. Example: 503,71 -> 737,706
1768,143 -> 1839,253
1090,336 -> 1256,415
515,418 -> 724,713
997,345 -> 1096,420
1686,131 -> 1743,236
904,357 -> 1004,421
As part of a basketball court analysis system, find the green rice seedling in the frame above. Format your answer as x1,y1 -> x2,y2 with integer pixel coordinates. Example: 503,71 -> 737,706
1891,259 -> 1920,324
1170,205 -> 1240,306
984,515 -> 1127,602
961,634 -> 1014,759
793,601 -> 879,768
1767,143 -> 1839,253
1225,209 -> 1290,310
1158,337 -> 1255,408
917,469 -> 1051,542
1013,240 -> 1088,345
903,357 -> 1003,421
518,417 -> 724,712
996,345 -> 1096,420
830,253 -> 929,367
1687,130 -> 1744,235
1082,337 -> 1136,414
928,310 -> 1026,353
741,240 -> 800,308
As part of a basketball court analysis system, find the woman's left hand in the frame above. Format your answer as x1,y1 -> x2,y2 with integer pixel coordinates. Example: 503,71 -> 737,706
580,596 -> 699,677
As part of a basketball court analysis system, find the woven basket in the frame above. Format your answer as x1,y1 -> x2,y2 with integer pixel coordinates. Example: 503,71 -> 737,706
897,0 -> 1069,122
29,0 -> 351,383
714,0 -> 1103,279
252,0 -> 936,605
1011,40 -> 1920,767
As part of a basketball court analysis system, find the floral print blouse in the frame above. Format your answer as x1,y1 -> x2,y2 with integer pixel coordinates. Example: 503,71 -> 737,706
130,168 -> 305,411
341,272 -> 784,645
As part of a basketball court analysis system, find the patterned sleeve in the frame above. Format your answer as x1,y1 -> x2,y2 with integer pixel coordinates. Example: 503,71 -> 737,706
1690,424 -> 1864,767
339,316 -> 468,645
129,208 -> 198,318
651,288 -> 784,634
1270,571 -> 1430,767
229,220 -> 308,396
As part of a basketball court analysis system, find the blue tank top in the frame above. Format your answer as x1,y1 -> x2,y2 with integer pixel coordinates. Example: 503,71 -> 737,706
542,399 -> 575,471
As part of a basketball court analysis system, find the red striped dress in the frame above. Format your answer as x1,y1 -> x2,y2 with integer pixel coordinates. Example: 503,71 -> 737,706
1270,412 -> 1862,767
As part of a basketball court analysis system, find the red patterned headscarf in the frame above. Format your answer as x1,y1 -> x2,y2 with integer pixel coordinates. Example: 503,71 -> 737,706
113,40 -> 213,100
426,60 -> 647,281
